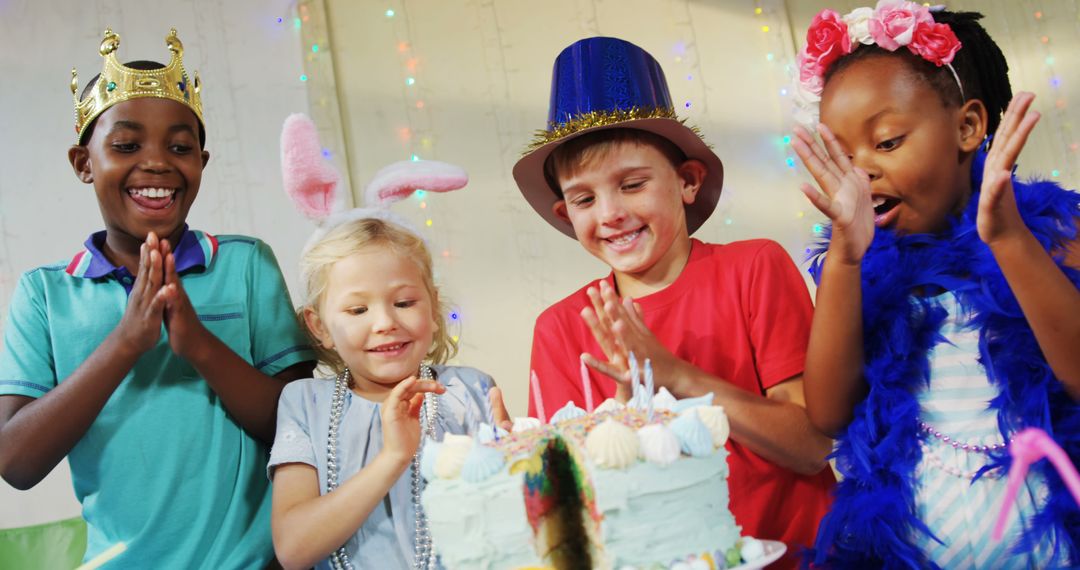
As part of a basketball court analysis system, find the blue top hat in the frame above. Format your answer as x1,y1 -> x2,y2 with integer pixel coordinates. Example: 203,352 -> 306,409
513,36 -> 723,238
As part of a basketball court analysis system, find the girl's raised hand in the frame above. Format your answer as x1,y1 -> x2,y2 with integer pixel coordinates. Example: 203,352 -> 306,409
380,376 -> 446,466
792,124 -> 875,265
488,386 -> 513,431
979,92 -> 1040,246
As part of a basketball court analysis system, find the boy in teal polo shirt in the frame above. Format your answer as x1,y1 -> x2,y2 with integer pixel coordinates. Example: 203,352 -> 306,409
0,29 -> 315,568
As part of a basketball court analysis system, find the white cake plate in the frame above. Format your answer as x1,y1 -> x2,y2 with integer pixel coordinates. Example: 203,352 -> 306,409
726,539 -> 786,570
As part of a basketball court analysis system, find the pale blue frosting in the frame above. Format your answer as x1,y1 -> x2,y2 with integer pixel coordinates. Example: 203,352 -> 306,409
593,451 -> 740,565
550,401 -> 587,423
671,392 -> 715,414
460,443 -> 506,483
474,423 -> 509,445
669,411 -> 714,457
419,437 -> 441,481
422,471 -> 544,570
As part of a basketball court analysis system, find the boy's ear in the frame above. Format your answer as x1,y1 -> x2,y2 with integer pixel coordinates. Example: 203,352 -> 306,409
677,159 -> 707,205
201,150 -> 211,168
68,146 -> 93,184
959,99 -> 988,153
302,306 -> 334,350
552,200 -> 571,223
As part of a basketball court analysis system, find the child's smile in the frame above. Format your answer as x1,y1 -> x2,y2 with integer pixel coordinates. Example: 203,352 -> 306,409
71,97 -> 208,259
602,225 -> 648,253
308,245 -> 438,401
127,187 -> 177,210
553,141 -> 703,295
367,340 -> 414,357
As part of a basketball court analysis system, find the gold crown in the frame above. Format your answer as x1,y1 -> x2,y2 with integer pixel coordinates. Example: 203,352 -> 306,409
72,28 -> 204,144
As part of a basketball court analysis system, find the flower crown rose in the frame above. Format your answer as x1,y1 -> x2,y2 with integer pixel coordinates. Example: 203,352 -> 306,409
868,0 -> 933,50
797,9 -> 852,96
795,0 -> 962,113
910,21 -> 963,65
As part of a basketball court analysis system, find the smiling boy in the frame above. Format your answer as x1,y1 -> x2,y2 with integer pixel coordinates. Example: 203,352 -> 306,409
515,37 -> 834,567
0,30 -> 314,567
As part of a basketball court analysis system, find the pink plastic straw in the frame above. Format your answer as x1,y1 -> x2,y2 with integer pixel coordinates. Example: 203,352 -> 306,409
579,356 -> 594,412
530,369 -> 547,424
993,428 -> 1080,541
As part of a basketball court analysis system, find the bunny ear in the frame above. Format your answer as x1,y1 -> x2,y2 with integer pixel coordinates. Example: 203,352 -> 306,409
281,113 -> 342,221
365,160 -> 468,207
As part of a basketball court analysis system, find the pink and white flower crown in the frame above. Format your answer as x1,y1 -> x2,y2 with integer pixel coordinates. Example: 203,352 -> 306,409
793,0 -> 963,125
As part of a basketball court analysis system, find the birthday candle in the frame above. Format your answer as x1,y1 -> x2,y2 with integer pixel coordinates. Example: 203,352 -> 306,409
628,351 -> 640,403
644,358 -> 655,419
483,382 -> 498,440
530,369 -> 547,424
580,355 -> 595,412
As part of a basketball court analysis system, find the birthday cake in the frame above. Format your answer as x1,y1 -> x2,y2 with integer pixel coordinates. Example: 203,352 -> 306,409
421,388 -> 757,569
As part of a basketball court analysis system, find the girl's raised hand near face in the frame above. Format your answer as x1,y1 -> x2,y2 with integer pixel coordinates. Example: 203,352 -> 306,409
979,92 -> 1041,246
380,376 -> 446,466
792,124 -> 875,265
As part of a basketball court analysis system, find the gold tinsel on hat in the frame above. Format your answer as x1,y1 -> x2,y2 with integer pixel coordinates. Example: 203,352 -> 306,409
523,106 -> 709,155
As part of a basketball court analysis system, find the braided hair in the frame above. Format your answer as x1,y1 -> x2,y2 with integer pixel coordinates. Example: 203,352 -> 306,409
825,10 -> 1013,136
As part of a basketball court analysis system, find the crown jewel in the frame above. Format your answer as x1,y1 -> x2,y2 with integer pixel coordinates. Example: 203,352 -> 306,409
71,28 -> 204,144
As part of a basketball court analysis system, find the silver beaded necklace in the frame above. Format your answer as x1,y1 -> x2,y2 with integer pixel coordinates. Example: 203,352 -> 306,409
326,365 -> 440,570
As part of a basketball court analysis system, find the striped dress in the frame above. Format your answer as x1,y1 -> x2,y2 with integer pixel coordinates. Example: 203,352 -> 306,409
912,292 -> 1069,568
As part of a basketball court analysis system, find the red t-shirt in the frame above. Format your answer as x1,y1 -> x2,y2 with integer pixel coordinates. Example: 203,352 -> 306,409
528,239 -> 834,568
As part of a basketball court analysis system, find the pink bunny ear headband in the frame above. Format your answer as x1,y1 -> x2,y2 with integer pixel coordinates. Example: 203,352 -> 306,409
793,0 -> 963,126
280,113 -> 468,254
993,428 -> 1080,542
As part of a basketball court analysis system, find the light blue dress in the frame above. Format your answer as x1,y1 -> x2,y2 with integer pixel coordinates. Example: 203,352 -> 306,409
912,292 -> 1069,568
268,365 -> 497,569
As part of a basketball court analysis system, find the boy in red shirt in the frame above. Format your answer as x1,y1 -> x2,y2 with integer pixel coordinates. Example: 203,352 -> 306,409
513,37 -> 834,568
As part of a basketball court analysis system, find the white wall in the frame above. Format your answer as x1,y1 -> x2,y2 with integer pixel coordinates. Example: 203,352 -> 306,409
2,0 -> 1077,531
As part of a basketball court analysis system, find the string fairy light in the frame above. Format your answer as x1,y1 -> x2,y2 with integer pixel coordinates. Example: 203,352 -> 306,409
380,1 -> 466,340
754,0 -> 817,243
1019,0 -> 1077,185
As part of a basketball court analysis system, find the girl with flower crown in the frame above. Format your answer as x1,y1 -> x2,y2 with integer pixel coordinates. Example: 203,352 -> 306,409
267,117 -> 510,569
790,2 -> 1080,568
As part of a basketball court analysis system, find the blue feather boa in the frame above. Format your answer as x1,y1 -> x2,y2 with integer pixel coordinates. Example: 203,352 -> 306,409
805,149 -> 1080,569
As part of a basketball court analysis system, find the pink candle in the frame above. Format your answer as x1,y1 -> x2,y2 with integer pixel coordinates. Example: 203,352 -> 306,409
580,355 -> 595,412
530,369 -> 547,424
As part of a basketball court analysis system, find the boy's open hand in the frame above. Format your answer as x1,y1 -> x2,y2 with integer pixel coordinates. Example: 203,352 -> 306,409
792,124 -> 875,265
581,280 -> 632,400
979,92 -> 1040,246
117,233 -> 169,354
381,376 -> 446,466
580,280 -> 686,399
158,239 -> 212,361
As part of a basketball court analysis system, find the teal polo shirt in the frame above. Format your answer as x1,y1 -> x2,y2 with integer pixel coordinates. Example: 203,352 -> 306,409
0,228 -> 315,569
